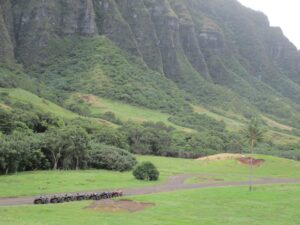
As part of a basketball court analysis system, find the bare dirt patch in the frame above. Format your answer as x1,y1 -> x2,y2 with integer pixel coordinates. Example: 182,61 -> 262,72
237,157 -> 265,166
0,103 -> 11,109
87,199 -> 154,213
79,95 -> 106,109
197,153 -> 245,161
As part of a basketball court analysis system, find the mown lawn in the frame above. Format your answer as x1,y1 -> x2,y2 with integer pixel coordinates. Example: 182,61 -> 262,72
1,184 -> 300,225
1,155 -> 300,198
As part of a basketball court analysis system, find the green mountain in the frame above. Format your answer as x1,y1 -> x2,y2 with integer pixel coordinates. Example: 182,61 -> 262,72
1,0 -> 300,131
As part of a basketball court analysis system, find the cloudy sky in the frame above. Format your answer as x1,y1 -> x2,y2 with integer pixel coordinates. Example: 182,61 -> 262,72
238,0 -> 300,49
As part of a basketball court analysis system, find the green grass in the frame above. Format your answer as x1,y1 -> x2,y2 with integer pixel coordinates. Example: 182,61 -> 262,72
143,154 -> 300,179
68,93 -> 195,132
193,105 -> 245,132
1,155 -> 300,225
1,154 -> 300,198
0,88 -> 78,119
0,88 -> 117,126
193,105 -> 300,144
1,88 -> 298,145
1,184 -> 300,225
265,130 -> 300,145
0,169 -> 159,198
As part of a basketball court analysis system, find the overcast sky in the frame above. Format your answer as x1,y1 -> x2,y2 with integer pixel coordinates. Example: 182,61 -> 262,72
238,0 -> 300,49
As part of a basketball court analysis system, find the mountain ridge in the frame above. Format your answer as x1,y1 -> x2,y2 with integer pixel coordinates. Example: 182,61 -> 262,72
0,0 -> 300,129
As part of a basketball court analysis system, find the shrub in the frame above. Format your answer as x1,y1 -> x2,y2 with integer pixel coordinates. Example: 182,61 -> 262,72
101,111 -> 123,125
133,161 -> 159,181
88,143 -> 137,171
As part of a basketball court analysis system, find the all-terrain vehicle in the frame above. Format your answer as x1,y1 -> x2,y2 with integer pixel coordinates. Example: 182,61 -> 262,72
63,194 -> 76,202
99,192 -> 112,199
50,195 -> 65,203
33,190 -> 124,204
34,196 -> 49,204
112,190 -> 123,198
89,193 -> 101,200
75,193 -> 89,201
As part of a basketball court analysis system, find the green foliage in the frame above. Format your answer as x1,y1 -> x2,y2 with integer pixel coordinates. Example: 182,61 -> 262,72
243,117 -> 265,149
33,36 -> 191,114
0,108 -> 14,134
92,126 -> 128,150
67,103 -> 91,116
100,111 -> 123,125
0,131 -> 49,174
171,130 -> 244,157
42,126 -> 90,170
169,113 -> 226,133
122,122 -> 173,155
133,161 -> 159,181
88,143 -> 137,172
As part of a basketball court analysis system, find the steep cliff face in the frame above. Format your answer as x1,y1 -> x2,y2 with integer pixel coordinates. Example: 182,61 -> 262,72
9,0 -> 98,65
114,0 -> 163,73
0,0 -> 14,62
1,0 -> 300,126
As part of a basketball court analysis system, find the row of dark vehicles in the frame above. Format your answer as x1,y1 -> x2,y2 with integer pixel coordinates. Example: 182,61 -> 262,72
33,191 -> 123,204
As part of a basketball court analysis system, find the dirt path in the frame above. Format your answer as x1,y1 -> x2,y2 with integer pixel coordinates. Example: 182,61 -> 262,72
1,174 -> 300,207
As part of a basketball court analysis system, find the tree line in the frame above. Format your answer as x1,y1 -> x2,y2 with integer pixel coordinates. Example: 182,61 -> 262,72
0,107 -> 298,175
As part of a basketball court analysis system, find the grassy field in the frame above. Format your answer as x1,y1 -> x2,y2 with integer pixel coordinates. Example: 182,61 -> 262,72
193,105 -> 245,132
1,184 -> 300,225
193,105 -> 300,144
1,155 -> 300,198
0,88 -> 117,126
0,88 -> 78,119
1,155 -> 300,225
67,93 -> 195,132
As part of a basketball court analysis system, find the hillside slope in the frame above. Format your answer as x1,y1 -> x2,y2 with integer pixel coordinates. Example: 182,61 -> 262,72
0,0 -> 300,129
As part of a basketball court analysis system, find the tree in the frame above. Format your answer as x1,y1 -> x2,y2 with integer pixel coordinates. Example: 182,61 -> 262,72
93,127 -> 128,149
0,108 -> 14,134
88,143 -> 137,171
243,118 -> 264,191
67,127 -> 90,170
43,126 -> 90,170
43,128 -> 69,170
0,131 -> 47,174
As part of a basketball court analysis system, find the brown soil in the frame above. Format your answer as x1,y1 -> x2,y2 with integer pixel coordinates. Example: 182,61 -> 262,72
87,199 -> 154,213
237,157 -> 265,166
81,95 -> 96,105
80,95 -> 105,109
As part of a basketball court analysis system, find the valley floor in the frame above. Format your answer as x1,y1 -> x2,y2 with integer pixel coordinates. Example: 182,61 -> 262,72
1,184 -> 300,225
1,154 -> 300,225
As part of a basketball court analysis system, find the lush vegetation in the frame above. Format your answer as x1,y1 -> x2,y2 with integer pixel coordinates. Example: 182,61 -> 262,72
33,36 -> 192,115
1,0 -> 300,166
1,1 -> 300,224
1,94 -> 300,175
88,143 -> 137,172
